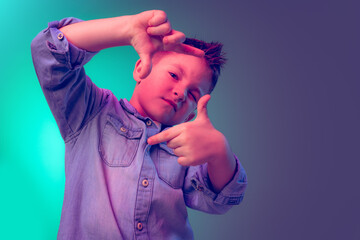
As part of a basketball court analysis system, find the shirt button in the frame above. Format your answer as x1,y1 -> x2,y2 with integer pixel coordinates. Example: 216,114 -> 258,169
146,120 -> 152,126
142,179 -> 149,187
120,127 -> 127,132
137,222 -> 143,231
57,33 -> 64,40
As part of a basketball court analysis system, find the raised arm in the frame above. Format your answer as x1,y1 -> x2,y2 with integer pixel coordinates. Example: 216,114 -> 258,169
31,11 -> 203,141
147,94 -> 247,213
60,10 -> 203,78
148,95 -> 242,192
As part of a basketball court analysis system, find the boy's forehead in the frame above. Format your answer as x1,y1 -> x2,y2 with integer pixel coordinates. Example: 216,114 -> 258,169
154,51 -> 208,70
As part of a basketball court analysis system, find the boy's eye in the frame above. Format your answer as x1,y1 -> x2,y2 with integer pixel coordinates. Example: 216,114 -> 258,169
189,92 -> 197,101
169,72 -> 178,80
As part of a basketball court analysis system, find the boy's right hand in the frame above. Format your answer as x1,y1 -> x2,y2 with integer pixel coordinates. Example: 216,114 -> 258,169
129,10 -> 204,78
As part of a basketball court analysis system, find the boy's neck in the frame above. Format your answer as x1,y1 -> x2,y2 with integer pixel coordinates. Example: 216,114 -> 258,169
127,98 -> 162,129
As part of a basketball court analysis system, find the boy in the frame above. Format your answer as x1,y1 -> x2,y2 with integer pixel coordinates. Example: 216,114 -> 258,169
31,10 -> 247,239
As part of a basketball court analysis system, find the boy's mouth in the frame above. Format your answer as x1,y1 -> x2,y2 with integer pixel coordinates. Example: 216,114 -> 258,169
162,98 -> 177,112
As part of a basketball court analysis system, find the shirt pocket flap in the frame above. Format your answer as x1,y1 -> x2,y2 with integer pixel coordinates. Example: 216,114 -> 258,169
99,115 -> 143,167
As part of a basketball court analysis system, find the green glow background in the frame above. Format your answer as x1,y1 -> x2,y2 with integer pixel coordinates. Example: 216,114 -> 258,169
1,0 -> 359,239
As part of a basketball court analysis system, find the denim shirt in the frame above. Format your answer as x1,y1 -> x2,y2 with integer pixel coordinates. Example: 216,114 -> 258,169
31,18 -> 247,240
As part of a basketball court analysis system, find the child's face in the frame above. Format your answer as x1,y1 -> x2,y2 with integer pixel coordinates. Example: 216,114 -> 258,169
130,51 -> 212,126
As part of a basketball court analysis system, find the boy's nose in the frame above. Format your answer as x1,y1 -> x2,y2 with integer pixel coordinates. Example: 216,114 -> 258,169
173,90 -> 185,102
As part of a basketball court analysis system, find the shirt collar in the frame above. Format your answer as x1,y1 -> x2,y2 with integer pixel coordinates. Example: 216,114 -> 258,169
120,99 -> 162,130
120,98 -> 138,115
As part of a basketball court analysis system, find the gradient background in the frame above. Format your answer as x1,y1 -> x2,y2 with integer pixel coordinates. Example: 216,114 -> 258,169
1,0 -> 359,239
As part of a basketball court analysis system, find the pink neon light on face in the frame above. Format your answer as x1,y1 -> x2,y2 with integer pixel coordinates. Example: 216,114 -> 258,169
130,51 -> 212,126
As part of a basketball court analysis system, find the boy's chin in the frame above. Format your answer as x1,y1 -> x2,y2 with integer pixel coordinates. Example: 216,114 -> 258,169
155,118 -> 176,127
152,115 -> 182,127
148,109 -> 188,126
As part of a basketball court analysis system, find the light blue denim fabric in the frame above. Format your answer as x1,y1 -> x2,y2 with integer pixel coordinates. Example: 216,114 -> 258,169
31,18 -> 247,240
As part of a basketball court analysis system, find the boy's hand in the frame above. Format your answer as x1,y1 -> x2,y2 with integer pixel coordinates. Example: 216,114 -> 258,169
148,95 -> 226,166
148,95 -> 237,192
130,10 -> 204,78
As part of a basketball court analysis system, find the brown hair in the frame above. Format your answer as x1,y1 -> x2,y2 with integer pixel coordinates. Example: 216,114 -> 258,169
184,38 -> 227,93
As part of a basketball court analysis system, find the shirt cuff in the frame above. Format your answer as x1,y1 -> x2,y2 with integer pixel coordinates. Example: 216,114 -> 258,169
190,155 -> 247,205
45,18 -> 98,69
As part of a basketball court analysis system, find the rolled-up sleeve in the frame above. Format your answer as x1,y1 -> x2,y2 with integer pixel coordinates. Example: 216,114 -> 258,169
183,155 -> 247,214
31,18 -> 109,141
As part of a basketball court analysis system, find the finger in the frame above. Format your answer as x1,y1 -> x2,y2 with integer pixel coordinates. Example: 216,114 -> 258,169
177,156 -> 192,166
147,125 -> 182,145
162,30 -> 186,45
173,146 -> 186,158
147,22 -> 172,36
166,137 -> 183,149
148,10 -> 168,26
172,43 -> 205,57
138,53 -> 152,79
195,94 -> 211,121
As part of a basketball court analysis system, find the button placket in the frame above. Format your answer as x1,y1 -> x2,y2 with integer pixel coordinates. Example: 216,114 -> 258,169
134,144 -> 154,237
146,120 -> 152,126
142,178 -> 149,187
57,33 -> 64,40
137,222 -> 143,231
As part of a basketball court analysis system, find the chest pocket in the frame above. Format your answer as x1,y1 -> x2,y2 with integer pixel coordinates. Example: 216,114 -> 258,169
153,144 -> 188,189
99,115 -> 143,167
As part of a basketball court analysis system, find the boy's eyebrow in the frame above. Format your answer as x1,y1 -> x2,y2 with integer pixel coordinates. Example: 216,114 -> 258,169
170,63 -> 185,76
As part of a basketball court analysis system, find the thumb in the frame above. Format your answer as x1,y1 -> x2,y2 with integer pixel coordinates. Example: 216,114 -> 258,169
138,53 -> 152,79
195,94 -> 211,121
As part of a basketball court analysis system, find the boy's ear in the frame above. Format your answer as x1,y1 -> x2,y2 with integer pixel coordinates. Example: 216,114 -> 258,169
184,112 -> 196,122
133,59 -> 142,83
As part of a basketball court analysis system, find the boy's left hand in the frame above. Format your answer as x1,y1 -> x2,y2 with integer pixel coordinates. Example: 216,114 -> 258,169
147,95 -> 228,167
